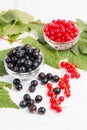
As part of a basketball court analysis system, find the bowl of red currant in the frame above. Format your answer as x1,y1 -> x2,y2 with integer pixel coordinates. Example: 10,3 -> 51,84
4,44 -> 44,80
44,19 -> 80,50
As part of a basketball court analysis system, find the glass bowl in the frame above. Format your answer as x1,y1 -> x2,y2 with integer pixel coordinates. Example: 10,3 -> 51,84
4,52 -> 44,81
44,31 -> 80,50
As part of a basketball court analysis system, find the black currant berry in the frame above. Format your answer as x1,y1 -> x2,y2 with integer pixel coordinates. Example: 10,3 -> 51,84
28,104 -> 37,113
46,73 -> 53,80
38,107 -> 46,115
23,94 -> 31,101
24,60 -> 32,68
19,100 -> 27,108
53,75 -> 60,82
31,80 -> 38,87
35,95 -> 42,103
14,84 -> 23,91
53,87 -> 61,95
13,78 -> 21,85
38,72 -> 45,80
18,66 -> 26,73
29,86 -> 36,92
41,77 -> 48,84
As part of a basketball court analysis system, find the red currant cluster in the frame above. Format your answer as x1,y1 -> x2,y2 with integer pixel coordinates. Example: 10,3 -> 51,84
60,61 -> 80,79
44,19 -> 79,43
46,61 -> 80,113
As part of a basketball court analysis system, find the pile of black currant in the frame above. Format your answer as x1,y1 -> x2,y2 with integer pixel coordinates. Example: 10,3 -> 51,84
38,72 -> 60,84
5,44 -> 43,73
12,72 -> 60,115
19,94 -> 46,115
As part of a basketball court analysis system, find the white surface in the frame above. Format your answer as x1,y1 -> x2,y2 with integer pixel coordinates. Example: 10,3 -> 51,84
0,0 -> 87,130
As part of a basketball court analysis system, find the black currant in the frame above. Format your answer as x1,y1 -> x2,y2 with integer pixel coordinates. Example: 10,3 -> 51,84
38,72 -> 45,80
41,77 -> 48,84
35,95 -> 42,103
14,84 -> 23,91
18,66 -> 26,73
13,78 -> 21,85
38,107 -> 46,115
28,104 -> 37,113
19,100 -> 27,108
29,86 -> 36,92
53,75 -> 60,82
31,80 -> 38,87
23,94 -> 31,101
53,87 -> 61,95
46,73 -> 53,80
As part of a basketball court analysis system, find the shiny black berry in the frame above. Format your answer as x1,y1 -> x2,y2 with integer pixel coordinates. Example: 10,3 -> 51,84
19,100 -> 27,108
26,47 -> 33,55
29,86 -> 36,92
17,58 -> 25,66
13,78 -> 20,85
53,87 -> 61,95
53,75 -> 60,82
23,94 -> 31,101
7,63 -> 14,70
16,50 -> 25,58
46,73 -> 53,80
32,62 -> 39,70
14,84 -> 23,91
13,66 -> 19,72
5,57 -> 11,63
41,77 -> 48,84
38,107 -> 46,115
24,60 -> 32,68
19,66 -> 26,73
35,95 -> 42,103
27,99 -> 34,107
31,80 -> 38,87
29,104 -> 37,113
38,72 -> 45,80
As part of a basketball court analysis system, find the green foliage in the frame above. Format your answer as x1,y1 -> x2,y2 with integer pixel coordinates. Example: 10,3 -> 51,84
0,89 -> 18,108
0,81 -> 18,108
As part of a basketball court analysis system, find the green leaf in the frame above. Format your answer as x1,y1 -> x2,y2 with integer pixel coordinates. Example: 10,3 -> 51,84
0,81 -> 12,89
0,24 -> 3,36
8,34 -> 20,43
22,36 -> 60,68
78,42 -> 87,54
70,41 -> 80,55
0,10 -> 15,23
0,89 -> 18,108
80,31 -> 87,39
0,49 -> 9,76
3,21 -> 27,36
75,18 -> 87,31
28,23 -> 46,44
13,9 -> 34,24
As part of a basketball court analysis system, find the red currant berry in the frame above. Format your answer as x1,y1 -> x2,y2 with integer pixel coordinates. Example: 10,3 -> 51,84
56,106 -> 62,112
59,96 -> 64,102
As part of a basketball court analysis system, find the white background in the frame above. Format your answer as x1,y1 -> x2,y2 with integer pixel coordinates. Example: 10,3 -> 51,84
0,0 -> 87,130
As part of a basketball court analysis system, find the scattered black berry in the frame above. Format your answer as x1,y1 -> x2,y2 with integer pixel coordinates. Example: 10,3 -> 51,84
13,78 -> 20,85
19,100 -> 27,108
38,107 -> 46,115
46,73 -> 53,80
53,75 -> 60,82
14,84 -> 23,91
23,94 -> 31,101
29,104 -> 37,113
31,80 -> 38,87
35,95 -> 42,103
41,77 -> 48,84
38,72 -> 45,80
29,86 -> 36,92
53,87 -> 61,95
